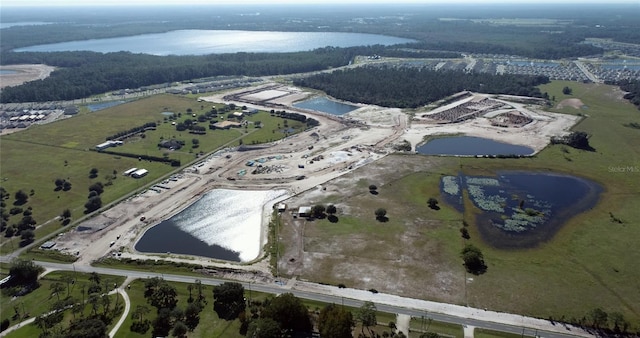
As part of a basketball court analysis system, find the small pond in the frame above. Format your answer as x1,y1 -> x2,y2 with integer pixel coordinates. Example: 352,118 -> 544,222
417,136 -> 534,156
293,96 -> 358,115
135,189 -> 288,262
441,172 -> 601,248
87,100 -> 127,112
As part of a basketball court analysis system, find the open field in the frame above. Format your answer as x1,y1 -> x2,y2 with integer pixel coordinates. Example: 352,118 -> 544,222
277,81 -> 640,328
0,94 -> 310,252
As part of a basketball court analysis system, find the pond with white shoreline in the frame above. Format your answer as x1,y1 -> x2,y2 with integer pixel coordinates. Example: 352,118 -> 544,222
135,189 -> 289,262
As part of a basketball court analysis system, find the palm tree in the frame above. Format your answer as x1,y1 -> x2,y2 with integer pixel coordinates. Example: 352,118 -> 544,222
101,294 -> 111,316
49,282 -> 65,301
187,284 -> 193,303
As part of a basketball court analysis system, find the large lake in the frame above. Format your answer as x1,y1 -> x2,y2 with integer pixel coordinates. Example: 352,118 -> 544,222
14,30 -> 415,56
135,189 -> 288,261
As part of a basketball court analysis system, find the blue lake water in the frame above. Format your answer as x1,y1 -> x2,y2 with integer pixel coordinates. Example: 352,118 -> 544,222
293,96 -> 358,115
14,30 -> 415,56
87,100 -> 127,112
601,63 -> 640,71
416,136 -> 534,156
441,172 -> 601,248
0,70 -> 19,75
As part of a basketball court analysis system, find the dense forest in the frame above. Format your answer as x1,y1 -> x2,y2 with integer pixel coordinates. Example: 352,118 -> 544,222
293,66 -> 549,108
617,79 -> 640,110
0,46 -> 459,103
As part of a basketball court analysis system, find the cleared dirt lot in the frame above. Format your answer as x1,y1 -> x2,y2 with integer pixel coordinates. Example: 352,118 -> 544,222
0,64 -> 55,88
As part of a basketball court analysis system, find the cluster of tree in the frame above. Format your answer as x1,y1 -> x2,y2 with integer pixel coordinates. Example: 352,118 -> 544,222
551,307 -> 634,336
5,259 -> 43,289
306,204 -> 338,222
142,277 -> 205,337
460,220 -> 470,240
461,244 -> 487,275
294,66 -> 549,108
60,208 -> 72,226
270,110 -> 320,128
105,122 -> 157,141
616,79 -> 640,110
550,131 -> 594,151
84,182 -> 104,214
33,272 -> 119,338
54,178 -> 72,191
94,149 -> 181,167
0,189 -> 38,244
89,168 -> 99,179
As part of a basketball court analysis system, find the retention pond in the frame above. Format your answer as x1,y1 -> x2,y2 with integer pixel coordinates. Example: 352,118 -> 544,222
135,189 -> 288,262
293,96 -> 358,115
441,172 -> 601,248
417,136 -> 534,156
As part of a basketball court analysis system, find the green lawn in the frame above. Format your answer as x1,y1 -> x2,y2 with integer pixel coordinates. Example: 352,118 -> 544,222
474,328 -> 533,338
409,317 -> 464,338
0,270 -> 125,336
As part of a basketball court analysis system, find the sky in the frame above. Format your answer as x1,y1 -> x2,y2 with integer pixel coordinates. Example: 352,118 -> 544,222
1,0 -> 638,6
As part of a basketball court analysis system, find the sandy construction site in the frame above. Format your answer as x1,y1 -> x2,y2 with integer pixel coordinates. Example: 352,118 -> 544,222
0,64 -> 56,89
52,84 -> 579,281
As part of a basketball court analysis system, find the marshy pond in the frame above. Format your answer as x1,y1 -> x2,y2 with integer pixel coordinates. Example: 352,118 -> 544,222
441,172 -> 601,248
135,189 -> 288,261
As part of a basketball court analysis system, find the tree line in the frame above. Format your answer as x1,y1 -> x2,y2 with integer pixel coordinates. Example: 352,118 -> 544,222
616,79 -> 640,110
294,65 -> 549,108
0,45 -> 460,103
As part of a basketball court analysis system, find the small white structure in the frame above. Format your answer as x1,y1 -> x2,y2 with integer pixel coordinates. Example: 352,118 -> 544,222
132,168 -> 148,178
298,206 -> 312,217
123,167 -> 138,176
95,140 -> 123,150
277,203 -> 287,212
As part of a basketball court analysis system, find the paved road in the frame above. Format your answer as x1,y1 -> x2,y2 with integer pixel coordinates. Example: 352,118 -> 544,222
24,261 -> 591,338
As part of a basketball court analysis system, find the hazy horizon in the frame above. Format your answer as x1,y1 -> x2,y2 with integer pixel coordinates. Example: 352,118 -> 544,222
2,0 -> 638,7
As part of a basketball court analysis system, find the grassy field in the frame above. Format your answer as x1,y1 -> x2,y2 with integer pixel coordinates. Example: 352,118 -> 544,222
283,81 -> 640,331
455,81 -> 640,324
409,317 -> 465,338
0,94 -> 309,253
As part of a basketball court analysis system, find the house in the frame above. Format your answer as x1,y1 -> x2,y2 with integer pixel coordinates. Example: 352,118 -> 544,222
211,121 -> 242,130
158,139 -> 184,150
